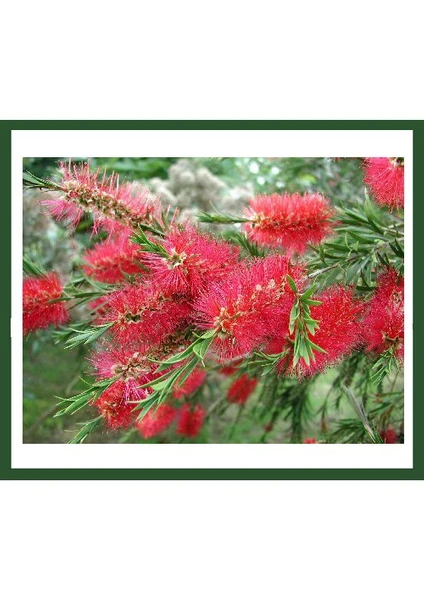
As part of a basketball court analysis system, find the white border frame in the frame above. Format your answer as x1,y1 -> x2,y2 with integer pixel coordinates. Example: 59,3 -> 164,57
11,129 -> 413,469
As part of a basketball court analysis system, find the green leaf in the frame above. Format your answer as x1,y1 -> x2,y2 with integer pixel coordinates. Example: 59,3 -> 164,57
289,301 -> 300,335
23,170 -> 59,191
370,347 -> 398,387
64,323 -> 112,349
223,231 -> 266,257
68,416 -> 103,444
305,319 -> 319,335
198,212 -> 250,224
341,384 -> 381,443
23,255 -> 45,277
309,341 -> 327,354
54,376 -> 117,417
300,284 -> 317,301
131,229 -> 169,257
303,299 -> 322,306
286,275 -> 298,293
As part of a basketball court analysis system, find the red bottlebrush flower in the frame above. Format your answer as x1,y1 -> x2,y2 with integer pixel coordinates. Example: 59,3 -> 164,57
142,226 -> 240,296
361,269 -> 404,360
266,285 -> 364,377
42,161 -> 162,233
379,427 -> 398,444
99,281 -> 192,346
219,360 -> 243,376
363,158 -> 404,210
173,368 -> 207,399
243,192 -> 335,254
93,381 -> 136,429
91,340 -> 184,409
176,404 -> 206,438
194,255 -> 305,361
227,374 -> 258,404
23,272 -> 69,335
82,235 -> 145,283
92,342 -> 153,381
137,404 -> 177,439
304,437 -> 318,444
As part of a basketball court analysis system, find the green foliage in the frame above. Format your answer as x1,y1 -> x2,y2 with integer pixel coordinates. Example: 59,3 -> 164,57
54,323 -> 113,349
54,377 -> 117,418
286,278 -> 326,368
198,211 -> 249,224
370,347 -> 400,388
132,228 -> 170,256
309,197 -> 404,290
222,231 -> 267,258
23,254 -> 46,277
69,416 -> 103,444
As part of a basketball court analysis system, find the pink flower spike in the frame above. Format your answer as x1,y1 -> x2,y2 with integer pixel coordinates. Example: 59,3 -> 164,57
176,404 -> 206,438
90,341 -> 176,405
173,368 -> 207,399
363,158 -> 404,210
82,236 -> 146,283
142,226 -> 240,296
227,374 -> 258,404
93,381 -> 136,430
99,281 -> 192,346
42,161 -> 163,233
361,269 -> 404,360
23,272 -> 69,334
137,405 -> 177,439
243,192 -> 335,254
193,255 -> 305,361
379,427 -> 398,444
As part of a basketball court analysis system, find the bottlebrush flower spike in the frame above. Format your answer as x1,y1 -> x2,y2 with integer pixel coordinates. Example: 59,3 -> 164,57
361,269 -> 404,360
243,192 -> 335,254
219,360 -> 243,376
93,381 -> 136,429
92,330 -> 192,396
23,272 -> 69,334
137,404 -> 177,439
91,340 -> 182,429
303,438 -> 318,443
194,255 -> 305,361
266,285 -> 364,377
379,427 -> 398,444
142,226 -> 240,296
42,161 -> 163,233
176,404 -> 206,438
82,235 -> 146,283
98,281 -> 192,346
363,158 -> 404,210
91,342 -> 160,398
227,373 -> 258,404
173,368 -> 207,399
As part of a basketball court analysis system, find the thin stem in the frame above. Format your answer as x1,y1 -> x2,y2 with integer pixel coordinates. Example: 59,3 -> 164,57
390,368 -> 400,394
308,255 -> 359,279
227,405 -> 244,441
308,237 -> 402,280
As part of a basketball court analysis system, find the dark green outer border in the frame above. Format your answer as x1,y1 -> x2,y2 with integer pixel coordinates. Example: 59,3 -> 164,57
1,120 -> 421,480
